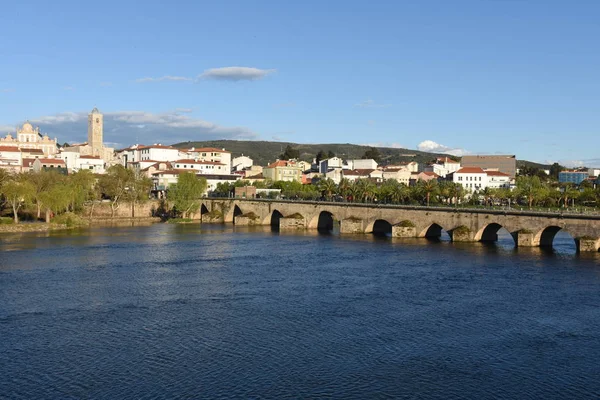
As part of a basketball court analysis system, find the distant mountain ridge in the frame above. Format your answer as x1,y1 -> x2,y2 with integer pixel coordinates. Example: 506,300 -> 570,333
172,139 -> 550,170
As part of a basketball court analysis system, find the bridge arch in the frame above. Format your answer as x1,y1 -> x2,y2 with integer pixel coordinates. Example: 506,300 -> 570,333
232,205 -> 243,223
365,219 -> 393,236
314,211 -> 337,233
419,223 -> 446,239
475,222 -> 516,245
307,210 -> 338,230
535,225 -> 576,250
268,209 -> 284,230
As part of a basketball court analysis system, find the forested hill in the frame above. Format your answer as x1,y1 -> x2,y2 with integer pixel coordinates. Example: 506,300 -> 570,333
171,139 -> 549,169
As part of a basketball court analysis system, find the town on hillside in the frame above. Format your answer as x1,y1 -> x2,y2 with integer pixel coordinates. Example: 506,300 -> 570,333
0,107 -> 599,219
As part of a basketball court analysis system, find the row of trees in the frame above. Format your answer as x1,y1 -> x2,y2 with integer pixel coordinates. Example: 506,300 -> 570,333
214,175 -> 600,210
0,166 -> 153,223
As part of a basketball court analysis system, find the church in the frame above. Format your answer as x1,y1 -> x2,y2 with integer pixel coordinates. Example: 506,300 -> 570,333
62,107 -> 115,161
0,121 -> 58,157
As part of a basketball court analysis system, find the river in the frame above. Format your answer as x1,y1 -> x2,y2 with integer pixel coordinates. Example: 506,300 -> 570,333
1,223 -> 600,399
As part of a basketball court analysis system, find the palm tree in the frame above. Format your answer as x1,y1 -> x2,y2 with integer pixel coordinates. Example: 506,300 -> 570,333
318,178 -> 337,201
420,179 -> 438,207
338,178 -> 351,200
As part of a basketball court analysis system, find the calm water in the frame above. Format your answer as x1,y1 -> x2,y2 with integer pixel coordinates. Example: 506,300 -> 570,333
1,224 -> 600,399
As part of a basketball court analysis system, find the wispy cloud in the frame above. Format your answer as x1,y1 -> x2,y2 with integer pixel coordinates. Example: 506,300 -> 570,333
418,140 -> 470,157
546,158 -> 600,168
354,99 -> 392,108
1,88 -> 15,93
25,109 -> 258,148
135,76 -> 193,83
362,142 -> 405,149
0,124 -> 14,132
198,67 -> 276,81
100,82 -> 113,87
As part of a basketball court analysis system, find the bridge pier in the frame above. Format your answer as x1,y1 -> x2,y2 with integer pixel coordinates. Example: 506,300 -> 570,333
449,226 -> 476,242
515,231 -> 538,247
576,237 -> 600,252
391,226 -> 417,238
340,218 -> 366,234
280,217 -> 307,230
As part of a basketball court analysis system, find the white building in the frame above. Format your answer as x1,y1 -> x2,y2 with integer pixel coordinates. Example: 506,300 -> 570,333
181,147 -> 231,175
425,157 -> 461,178
588,168 -> 600,178
347,159 -> 378,170
453,167 -> 510,192
232,155 -> 253,171
382,168 -> 412,185
172,159 -> 229,175
138,144 -> 180,162
319,157 -> 344,173
0,146 -> 23,173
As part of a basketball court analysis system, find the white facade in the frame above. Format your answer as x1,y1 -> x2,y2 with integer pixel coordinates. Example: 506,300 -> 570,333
139,145 -> 180,162
183,147 -> 231,175
588,168 -> 600,177
382,169 -> 411,185
0,146 -> 23,172
172,159 -> 229,175
232,155 -> 253,171
319,157 -> 344,173
325,168 -> 343,184
348,159 -> 378,170
453,167 -> 510,192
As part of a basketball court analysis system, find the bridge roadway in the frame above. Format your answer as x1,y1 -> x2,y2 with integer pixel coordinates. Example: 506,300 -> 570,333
199,198 -> 600,252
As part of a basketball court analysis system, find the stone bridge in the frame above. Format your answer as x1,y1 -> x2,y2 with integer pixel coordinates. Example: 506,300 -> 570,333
199,199 -> 600,252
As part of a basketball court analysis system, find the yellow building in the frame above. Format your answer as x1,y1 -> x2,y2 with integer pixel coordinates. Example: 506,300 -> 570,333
0,122 -> 58,156
263,160 -> 303,182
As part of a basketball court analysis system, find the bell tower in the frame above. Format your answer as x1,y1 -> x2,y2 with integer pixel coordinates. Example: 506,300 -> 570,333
88,107 -> 103,157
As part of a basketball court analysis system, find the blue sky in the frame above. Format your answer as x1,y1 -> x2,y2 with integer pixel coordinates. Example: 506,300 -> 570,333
1,0 -> 599,166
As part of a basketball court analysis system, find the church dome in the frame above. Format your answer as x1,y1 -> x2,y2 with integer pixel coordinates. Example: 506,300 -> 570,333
21,121 -> 34,133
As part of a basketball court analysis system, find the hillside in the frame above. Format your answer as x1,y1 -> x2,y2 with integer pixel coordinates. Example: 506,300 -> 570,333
172,139 -> 549,169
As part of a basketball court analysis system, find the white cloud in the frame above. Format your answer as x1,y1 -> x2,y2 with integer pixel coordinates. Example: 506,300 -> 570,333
418,140 -> 470,157
355,99 -> 391,108
21,109 -> 257,148
135,76 -> 193,83
0,124 -> 14,132
547,159 -> 600,168
362,142 -> 405,149
198,67 -> 276,81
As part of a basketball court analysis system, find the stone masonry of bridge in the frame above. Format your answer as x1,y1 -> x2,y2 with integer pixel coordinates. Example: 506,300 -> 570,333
199,199 -> 600,252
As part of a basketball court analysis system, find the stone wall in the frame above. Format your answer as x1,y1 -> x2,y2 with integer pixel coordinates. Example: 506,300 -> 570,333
82,200 -> 160,219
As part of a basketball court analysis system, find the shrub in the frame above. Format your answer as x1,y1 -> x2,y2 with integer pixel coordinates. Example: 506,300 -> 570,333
0,217 -> 14,225
51,212 -> 87,227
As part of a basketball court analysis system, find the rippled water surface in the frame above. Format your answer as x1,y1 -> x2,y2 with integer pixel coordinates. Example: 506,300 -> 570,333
1,224 -> 600,399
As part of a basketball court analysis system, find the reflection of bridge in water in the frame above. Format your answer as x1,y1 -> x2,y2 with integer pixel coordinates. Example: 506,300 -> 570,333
199,199 -> 600,252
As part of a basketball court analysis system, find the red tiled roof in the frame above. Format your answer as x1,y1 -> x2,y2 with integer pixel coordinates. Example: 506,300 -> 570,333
421,171 -> 440,177
485,170 -> 509,177
0,146 -> 20,152
344,169 -> 375,176
79,155 -> 101,159
21,148 -> 44,154
456,167 -> 485,174
267,160 -> 296,168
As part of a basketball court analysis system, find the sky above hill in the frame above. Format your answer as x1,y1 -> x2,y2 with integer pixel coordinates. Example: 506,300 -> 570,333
0,0 -> 598,166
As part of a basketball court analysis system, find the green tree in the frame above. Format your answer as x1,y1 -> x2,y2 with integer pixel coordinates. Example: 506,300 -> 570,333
39,185 -> 71,222
126,173 -> 153,217
168,172 -> 208,218
318,178 -> 337,201
279,145 -> 300,161
361,147 -> 381,163
315,150 -> 326,165
516,176 -> 546,208
98,165 -> 135,217
26,171 -> 60,220
549,163 -> 563,180
2,178 -> 34,223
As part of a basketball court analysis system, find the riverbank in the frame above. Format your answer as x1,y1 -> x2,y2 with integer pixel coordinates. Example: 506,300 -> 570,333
0,217 -> 162,234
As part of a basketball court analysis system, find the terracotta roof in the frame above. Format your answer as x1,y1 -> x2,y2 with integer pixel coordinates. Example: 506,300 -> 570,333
152,169 -> 189,176
485,170 -> 510,177
0,146 -> 20,152
79,155 -> 101,159
456,167 -> 485,174
21,148 -> 44,154
267,160 -> 297,168
344,169 -> 375,176
421,171 -> 440,177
